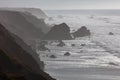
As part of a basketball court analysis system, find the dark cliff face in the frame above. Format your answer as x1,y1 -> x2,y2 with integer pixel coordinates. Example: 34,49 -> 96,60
43,23 -> 72,40
72,26 -> 91,38
0,23 -> 55,80
0,10 -> 45,44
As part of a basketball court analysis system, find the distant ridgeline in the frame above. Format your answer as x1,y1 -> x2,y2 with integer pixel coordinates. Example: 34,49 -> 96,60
0,8 -> 48,19
0,8 -> 50,45
0,8 -> 91,43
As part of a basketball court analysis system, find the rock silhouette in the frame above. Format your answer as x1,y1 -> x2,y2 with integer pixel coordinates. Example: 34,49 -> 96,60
109,32 -> 114,35
71,44 -> 75,47
50,55 -> 57,58
38,42 -> 50,51
43,23 -> 72,40
72,26 -> 91,38
64,52 -> 71,56
57,40 -> 66,47
0,23 -> 55,80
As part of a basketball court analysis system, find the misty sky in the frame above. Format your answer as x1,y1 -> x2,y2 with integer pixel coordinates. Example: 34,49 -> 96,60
0,0 -> 120,10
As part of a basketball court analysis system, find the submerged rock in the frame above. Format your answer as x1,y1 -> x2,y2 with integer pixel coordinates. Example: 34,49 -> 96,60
64,52 -> 71,56
72,26 -> 91,38
57,40 -> 65,47
40,41 -> 48,45
81,44 -> 86,46
108,62 -> 119,66
0,23 -> 55,80
109,32 -> 114,35
50,55 -> 57,58
71,44 -> 75,47
38,43 -> 50,51
43,23 -> 72,40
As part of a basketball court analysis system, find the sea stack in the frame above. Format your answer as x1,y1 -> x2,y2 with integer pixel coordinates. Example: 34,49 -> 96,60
43,23 -> 72,40
72,26 -> 91,38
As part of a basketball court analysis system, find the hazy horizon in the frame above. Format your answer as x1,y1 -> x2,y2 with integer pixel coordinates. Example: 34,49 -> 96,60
0,0 -> 120,10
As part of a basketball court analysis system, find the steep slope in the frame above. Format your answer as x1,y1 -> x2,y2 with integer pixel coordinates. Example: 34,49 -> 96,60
21,12 -> 50,33
0,10 -> 44,44
0,8 -> 50,33
72,26 -> 91,38
0,23 -> 55,80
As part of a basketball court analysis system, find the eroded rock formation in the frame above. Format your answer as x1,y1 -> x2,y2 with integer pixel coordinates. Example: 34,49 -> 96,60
43,23 -> 72,40
72,26 -> 91,38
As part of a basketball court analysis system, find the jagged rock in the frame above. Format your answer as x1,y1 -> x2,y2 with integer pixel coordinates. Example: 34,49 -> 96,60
43,23 -> 72,40
109,32 -> 114,35
71,44 -> 75,47
57,40 -> 65,47
0,23 -> 55,80
50,55 -> 57,58
38,43 -> 50,52
81,44 -> 86,46
38,45 -> 50,51
40,41 -> 48,45
108,62 -> 118,66
72,26 -> 91,38
64,52 -> 71,56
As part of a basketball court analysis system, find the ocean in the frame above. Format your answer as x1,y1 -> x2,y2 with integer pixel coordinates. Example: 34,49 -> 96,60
39,9 -> 120,80
45,9 -> 120,16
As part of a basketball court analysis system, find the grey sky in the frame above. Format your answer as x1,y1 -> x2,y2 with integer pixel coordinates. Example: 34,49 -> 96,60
0,0 -> 120,10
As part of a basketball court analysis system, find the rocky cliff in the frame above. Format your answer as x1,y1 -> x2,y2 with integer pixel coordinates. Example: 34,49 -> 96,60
0,10 -> 47,44
0,23 -> 55,80
21,12 -> 50,33
0,8 -> 48,19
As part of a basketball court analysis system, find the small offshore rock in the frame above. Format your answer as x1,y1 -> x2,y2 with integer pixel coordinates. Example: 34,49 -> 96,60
109,32 -> 114,35
64,52 -> 71,56
50,55 -> 57,58
71,44 -> 75,47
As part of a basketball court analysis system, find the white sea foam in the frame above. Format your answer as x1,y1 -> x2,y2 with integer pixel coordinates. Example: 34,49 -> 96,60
40,10 -> 120,80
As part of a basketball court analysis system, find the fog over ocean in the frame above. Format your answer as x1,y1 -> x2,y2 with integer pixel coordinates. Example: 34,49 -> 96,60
45,9 -> 120,16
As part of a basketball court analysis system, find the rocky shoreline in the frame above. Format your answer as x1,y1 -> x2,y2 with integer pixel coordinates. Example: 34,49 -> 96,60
0,12 -> 55,80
